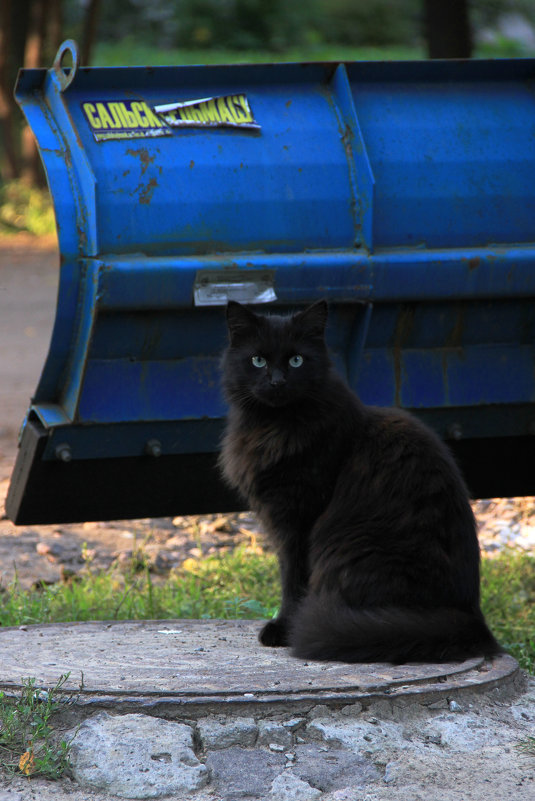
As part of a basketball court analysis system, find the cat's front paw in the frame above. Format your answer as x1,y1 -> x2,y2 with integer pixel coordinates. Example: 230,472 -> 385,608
259,618 -> 289,647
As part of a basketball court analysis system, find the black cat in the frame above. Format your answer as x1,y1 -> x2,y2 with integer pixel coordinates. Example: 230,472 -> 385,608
219,300 -> 501,663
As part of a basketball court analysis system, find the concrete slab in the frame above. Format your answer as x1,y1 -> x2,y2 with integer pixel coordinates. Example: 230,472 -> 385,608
0,619 -> 519,718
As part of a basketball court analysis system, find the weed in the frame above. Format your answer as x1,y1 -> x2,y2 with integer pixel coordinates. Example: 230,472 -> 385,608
517,736 -> 535,757
0,673 -> 81,779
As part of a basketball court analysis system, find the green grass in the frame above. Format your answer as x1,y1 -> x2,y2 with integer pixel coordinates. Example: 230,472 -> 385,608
0,546 -> 533,673
0,674 -> 79,779
0,545 -> 280,627
480,551 -> 535,674
517,736 -> 535,756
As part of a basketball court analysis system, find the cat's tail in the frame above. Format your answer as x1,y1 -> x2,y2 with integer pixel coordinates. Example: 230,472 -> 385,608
289,595 -> 502,664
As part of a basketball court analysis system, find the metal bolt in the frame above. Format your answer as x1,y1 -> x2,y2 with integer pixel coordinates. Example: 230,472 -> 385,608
145,439 -> 162,457
446,423 -> 463,441
55,443 -> 72,462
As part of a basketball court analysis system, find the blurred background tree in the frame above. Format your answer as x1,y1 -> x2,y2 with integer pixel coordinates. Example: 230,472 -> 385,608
1,0 -> 535,187
0,0 -> 100,185
424,0 -> 472,57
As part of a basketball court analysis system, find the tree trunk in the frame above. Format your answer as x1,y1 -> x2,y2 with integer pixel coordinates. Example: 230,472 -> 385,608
21,0 -> 48,185
48,0 -> 63,53
0,0 -> 20,179
81,0 -> 101,66
424,0 -> 473,59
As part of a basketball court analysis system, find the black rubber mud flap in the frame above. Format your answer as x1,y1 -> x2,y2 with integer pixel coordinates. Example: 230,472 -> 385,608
6,418 -> 245,525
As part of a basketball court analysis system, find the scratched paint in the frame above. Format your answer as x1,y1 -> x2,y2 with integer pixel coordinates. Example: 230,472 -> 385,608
137,178 -> 158,204
126,147 -> 156,175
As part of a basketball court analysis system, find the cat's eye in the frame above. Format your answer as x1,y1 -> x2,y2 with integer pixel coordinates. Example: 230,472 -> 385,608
251,356 -> 267,368
289,355 -> 304,368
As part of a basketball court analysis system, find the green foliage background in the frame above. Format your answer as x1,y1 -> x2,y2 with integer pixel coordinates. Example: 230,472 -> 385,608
60,0 -> 535,55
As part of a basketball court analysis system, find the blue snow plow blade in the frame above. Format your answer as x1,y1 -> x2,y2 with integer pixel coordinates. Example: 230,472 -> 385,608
6,41 -> 535,523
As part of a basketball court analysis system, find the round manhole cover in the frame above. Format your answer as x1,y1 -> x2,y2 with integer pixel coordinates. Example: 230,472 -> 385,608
0,619 -> 518,713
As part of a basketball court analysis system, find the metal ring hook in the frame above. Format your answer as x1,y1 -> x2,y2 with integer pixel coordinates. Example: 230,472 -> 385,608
53,39 -> 80,92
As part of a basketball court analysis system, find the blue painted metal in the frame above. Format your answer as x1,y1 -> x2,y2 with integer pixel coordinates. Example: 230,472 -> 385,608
7,44 -> 535,517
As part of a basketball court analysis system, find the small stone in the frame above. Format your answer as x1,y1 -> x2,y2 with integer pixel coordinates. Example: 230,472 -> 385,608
366,700 -> 393,719
383,760 -> 401,784
340,702 -> 363,716
197,717 -> 258,750
282,718 -> 305,731
324,791 -> 359,801
36,541 -> 64,559
206,747 -> 285,800
309,704 -> 331,719
292,744 -> 379,792
269,772 -> 322,801
258,721 -> 293,748
448,700 -> 463,713
69,712 -> 208,798
269,743 -> 285,752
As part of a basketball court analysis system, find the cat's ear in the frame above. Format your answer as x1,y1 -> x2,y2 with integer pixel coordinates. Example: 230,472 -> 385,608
226,301 -> 260,343
292,300 -> 328,339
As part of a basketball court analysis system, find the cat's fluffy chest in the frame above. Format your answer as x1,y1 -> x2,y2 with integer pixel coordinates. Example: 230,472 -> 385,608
219,408 -> 315,498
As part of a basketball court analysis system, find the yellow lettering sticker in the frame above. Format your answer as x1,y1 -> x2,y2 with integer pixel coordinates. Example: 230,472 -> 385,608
81,99 -> 172,142
82,95 -> 260,141
154,94 -> 260,130
82,102 -> 101,129
233,94 -> 255,123
216,97 -> 235,124
201,98 -> 222,124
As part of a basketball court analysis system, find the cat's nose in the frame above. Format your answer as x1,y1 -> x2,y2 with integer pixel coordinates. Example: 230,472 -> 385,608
269,368 -> 286,387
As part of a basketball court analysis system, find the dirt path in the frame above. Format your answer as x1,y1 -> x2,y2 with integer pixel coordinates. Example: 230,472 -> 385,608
0,235 -> 59,447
